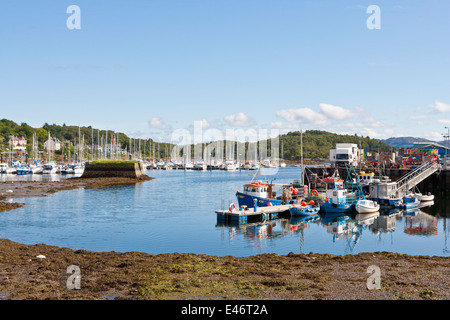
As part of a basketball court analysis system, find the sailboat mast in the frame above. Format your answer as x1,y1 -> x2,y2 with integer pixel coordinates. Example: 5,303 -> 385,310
301,130 -> 304,185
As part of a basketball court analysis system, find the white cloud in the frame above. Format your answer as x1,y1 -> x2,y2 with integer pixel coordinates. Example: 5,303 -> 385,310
195,118 -> 212,129
431,101 -> 450,113
438,119 -> 450,125
276,108 -> 328,125
319,103 -> 356,120
223,112 -> 254,127
148,117 -> 170,129
423,131 -> 447,142
410,115 -> 427,120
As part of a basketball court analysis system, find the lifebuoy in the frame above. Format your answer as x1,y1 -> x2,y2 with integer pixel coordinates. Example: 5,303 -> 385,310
311,190 -> 318,197
229,203 -> 236,212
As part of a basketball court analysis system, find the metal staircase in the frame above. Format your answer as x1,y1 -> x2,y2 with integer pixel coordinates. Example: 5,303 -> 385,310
394,161 -> 441,193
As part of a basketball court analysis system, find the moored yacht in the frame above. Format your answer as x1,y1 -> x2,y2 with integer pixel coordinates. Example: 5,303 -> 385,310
43,162 -> 58,174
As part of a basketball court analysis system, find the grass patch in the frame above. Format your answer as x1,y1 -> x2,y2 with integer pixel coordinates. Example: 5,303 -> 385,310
89,160 -> 138,164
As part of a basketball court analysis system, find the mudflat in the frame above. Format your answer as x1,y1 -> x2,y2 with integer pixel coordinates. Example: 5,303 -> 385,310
0,239 -> 448,300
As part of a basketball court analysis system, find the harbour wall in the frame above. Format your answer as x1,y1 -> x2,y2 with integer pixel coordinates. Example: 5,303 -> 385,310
81,161 -> 147,179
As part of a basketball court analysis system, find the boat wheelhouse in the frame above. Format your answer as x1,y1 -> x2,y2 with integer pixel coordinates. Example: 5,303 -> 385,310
236,180 -> 300,209
358,171 -> 380,186
320,178 -> 354,213
368,181 -> 403,208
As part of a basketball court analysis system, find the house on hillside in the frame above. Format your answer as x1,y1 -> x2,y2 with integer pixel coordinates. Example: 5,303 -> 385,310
10,136 -> 27,151
44,137 -> 62,151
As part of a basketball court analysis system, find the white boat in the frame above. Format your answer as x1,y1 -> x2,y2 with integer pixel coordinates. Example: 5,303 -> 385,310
30,164 -> 43,174
194,161 -> 207,171
262,160 -> 276,168
72,164 -> 84,175
5,166 -> 17,174
184,162 -> 194,170
355,199 -> 380,214
415,192 -> 434,202
224,160 -> 237,171
16,165 -> 31,175
42,162 -> 58,174
60,166 -> 74,175
0,163 -> 8,173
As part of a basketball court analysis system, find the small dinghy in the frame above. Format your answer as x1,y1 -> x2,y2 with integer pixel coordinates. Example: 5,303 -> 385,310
415,192 -> 434,202
355,199 -> 380,214
289,200 -> 320,216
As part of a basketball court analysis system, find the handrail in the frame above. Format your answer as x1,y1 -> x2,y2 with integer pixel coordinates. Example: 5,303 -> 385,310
395,161 -> 440,192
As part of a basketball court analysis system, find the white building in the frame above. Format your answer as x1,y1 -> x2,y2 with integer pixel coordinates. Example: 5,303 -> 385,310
329,143 -> 361,167
10,136 -> 27,151
44,137 -> 62,151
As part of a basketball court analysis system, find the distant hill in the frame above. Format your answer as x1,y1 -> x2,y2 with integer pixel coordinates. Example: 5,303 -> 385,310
381,137 -> 435,148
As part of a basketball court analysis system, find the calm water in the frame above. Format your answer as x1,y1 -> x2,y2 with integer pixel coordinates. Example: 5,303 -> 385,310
0,167 -> 449,257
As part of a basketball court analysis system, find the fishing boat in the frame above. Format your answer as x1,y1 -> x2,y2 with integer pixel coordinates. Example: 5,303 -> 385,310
355,199 -> 380,214
289,201 -> 320,216
368,181 -> 403,208
402,194 -> 420,209
357,171 -> 379,186
236,180 -> 283,208
320,178 -> 355,214
236,177 -> 300,208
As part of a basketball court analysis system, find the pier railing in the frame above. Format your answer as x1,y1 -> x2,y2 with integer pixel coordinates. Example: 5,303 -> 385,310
395,161 -> 441,193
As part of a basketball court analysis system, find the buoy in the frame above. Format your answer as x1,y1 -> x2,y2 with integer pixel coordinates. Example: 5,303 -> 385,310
267,202 -> 272,207
229,203 -> 236,212
311,190 -> 318,197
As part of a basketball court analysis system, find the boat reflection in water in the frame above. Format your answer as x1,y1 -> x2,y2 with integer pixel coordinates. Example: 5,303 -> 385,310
215,200 -> 438,254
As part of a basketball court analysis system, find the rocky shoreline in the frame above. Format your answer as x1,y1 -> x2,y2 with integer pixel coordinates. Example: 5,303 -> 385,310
0,238 -> 448,300
0,176 -> 449,300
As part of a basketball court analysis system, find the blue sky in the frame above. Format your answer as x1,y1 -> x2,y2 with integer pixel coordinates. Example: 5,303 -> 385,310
0,0 -> 449,143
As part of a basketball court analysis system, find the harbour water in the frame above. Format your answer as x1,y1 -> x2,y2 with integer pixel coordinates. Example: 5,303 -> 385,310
0,167 -> 449,257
